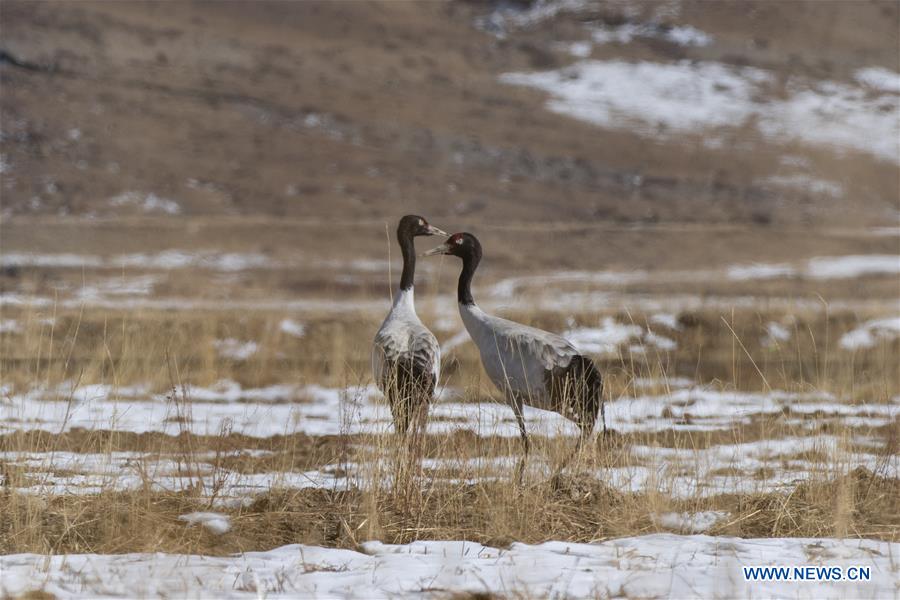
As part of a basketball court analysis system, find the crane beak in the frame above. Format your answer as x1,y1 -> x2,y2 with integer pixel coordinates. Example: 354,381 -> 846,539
425,224 -> 448,237
421,242 -> 450,257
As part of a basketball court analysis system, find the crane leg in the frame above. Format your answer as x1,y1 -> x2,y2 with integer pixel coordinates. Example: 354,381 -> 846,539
601,399 -> 607,436
510,397 -> 529,486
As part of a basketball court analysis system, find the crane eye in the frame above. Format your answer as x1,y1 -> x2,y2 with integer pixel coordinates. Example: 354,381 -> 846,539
455,238 -> 463,245
418,219 -> 424,226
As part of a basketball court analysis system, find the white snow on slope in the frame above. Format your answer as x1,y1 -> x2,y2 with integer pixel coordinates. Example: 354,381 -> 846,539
591,22 -> 712,47
503,60 -> 769,133
502,60 -> 900,162
2,535 -> 896,599
764,174 -> 844,199
475,0 -> 594,36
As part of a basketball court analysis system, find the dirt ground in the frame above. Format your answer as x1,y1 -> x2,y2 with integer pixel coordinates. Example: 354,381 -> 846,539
1,0 -> 897,231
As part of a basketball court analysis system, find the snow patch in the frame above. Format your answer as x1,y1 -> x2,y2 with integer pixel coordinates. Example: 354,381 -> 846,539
114,251 -> 272,271
806,255 -> 900,279
649,313 -> 681,331
0,319 -> 21,333
855,67 -> 900,93
109,191 -> 181,215
564,318 -> 643,355
0,251 -> 275,271
764,174 -> 844,198
839,317 -> 900,350
279,319 -> 306,338
655,511 -> 727,533
632,376 -> 694,390
565,318 -> 677,355
762,322 -> 791,347
562,40 -> 592,58
178,512 -> 231,535
590,22 -> 712,47
1,535 -> 896,599
1,252 -> 105,268
502,59 -> 900,162
475,0 -> 594,37
491,269 -> 650,296
74,275 -> 159,301
213,339 -> 259,361
644,331 -> 677,351
502,60 -> 768,135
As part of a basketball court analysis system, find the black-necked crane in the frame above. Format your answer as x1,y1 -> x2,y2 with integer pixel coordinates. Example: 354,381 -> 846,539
423,232 -> 605,460
372,215 -> 447,437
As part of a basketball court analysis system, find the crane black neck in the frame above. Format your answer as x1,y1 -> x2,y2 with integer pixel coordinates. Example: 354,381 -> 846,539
457,251 -> 479,306
398,228 -> 416,292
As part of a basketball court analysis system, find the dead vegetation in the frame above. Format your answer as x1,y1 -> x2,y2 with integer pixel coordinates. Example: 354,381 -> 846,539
2,464 -> 897,557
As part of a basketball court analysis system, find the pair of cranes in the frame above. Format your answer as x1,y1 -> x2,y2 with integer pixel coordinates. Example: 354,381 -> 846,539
372,215 -> 605,463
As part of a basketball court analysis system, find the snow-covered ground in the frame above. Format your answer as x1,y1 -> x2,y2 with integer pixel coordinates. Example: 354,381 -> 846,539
3,535 -> 897,599
5,432 -> 894,501
2,380 -> 896,500
5,380 -> 897,440
501,59 -> 900,163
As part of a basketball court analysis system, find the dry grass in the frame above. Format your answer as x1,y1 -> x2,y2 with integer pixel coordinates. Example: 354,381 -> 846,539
3,459 -> 897,557
1,297 -> 897,558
